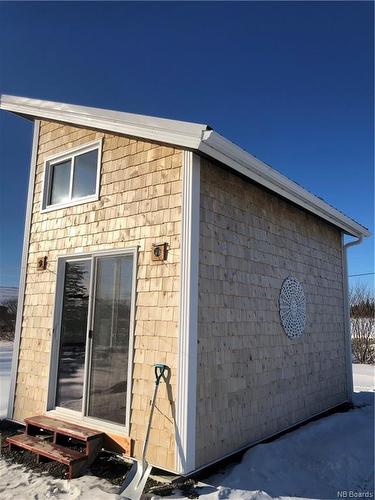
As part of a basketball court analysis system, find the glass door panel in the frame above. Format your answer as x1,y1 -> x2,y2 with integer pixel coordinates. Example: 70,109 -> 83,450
55,260 -> 91,411
87,254 -> 133,425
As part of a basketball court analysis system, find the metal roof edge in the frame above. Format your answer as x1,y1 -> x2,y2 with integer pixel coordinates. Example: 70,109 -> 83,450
198,130 -> 370,238
0,94 -> 207,149
0,94 -> 369,238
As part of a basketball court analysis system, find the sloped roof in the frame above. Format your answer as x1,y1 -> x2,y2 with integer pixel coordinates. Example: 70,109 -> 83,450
0,94 -> 369,238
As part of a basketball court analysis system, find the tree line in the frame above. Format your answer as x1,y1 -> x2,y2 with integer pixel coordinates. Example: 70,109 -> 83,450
0,298 -> 17,341
350,282 -> 374,364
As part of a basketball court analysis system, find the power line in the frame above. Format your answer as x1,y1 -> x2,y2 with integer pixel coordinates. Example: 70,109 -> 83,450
348,272 -> 375,277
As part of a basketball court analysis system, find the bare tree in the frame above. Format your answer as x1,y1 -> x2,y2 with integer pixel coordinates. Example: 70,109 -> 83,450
4,298 -> 17,316
350,282 -> 375,364
0,298 -> 17,341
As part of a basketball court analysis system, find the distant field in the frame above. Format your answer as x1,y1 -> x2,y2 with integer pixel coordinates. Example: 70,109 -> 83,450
0,287 -> 18,305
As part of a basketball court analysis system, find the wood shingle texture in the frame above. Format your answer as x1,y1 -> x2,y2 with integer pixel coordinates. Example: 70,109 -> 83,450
195,158 -> 346,467
16,120 -> 182,471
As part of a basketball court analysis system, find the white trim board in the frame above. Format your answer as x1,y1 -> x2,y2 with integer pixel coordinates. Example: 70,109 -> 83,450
7,120 -> 40,419
0,94 -> 207,150
0,94 -> 369,238
175,151 -> 200,474
46,408 -> 128,437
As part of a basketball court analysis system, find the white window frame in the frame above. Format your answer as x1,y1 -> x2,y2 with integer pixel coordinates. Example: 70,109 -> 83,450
41,139 -> 102,212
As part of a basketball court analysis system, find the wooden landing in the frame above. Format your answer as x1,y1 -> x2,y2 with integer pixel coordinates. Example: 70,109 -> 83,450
6,415 -> 104,478
25,415 -> 101,441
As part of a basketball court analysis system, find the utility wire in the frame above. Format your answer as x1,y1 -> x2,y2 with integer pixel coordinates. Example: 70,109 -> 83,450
348,272 -> 375,277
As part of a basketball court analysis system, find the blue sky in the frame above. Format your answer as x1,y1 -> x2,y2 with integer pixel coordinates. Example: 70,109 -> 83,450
0,1 -> 373,290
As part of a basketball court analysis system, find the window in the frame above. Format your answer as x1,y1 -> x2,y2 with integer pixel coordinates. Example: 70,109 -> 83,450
42,140 -> 102,211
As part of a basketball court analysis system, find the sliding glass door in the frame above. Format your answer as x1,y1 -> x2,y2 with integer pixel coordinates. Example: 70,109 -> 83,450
54,251 -> 135,427
87,255 -> 133,425
55,259 -> 91,410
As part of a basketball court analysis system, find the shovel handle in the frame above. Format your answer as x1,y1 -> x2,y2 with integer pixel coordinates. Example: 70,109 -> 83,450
154,363 -> 167,385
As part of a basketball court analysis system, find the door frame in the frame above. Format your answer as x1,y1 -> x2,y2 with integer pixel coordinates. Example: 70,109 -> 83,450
46,247 -> 138,436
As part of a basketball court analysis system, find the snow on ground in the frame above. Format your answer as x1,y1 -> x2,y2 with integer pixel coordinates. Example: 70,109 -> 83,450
0,461 -> 119,500
0,359 -> 373,499
188,392 -> 374,499
185,365 -> 374,500
0,341 -> 13,419
352,363 -> 374,392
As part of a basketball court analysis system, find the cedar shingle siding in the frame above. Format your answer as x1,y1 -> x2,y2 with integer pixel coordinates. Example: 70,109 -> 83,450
195,158 -> 346,467
16,120 -> 182,470
13,119 -> 348,473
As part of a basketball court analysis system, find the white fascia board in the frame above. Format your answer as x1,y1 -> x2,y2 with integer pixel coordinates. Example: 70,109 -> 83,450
0,94 -> 369,238
0,94 -> 207,149
199,130 -> 370,238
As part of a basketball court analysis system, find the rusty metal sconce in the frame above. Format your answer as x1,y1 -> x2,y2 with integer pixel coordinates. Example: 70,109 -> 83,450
36,256 -> 48,271
151,243 -> 168,262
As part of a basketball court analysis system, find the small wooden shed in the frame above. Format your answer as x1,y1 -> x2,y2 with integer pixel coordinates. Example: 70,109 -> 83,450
0,95 -> 369,475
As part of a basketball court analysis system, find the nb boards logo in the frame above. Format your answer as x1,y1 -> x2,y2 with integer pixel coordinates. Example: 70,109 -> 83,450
337,492 -> 374,498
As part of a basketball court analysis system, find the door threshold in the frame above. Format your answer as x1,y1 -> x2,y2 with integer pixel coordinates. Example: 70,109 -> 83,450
46,409 -> 128,437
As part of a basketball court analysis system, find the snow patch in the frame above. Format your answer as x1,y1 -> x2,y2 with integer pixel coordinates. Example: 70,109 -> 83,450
352,363 -> 374,392
0,461 -> 119,499
0,342 -> 13,419
190,392 -> 374,499
0,355 -> 373,499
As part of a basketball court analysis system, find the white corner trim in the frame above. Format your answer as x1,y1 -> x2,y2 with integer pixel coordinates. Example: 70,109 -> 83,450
175,151 -> 200,474
7,120 -> 40,419
341,235 -> 363,402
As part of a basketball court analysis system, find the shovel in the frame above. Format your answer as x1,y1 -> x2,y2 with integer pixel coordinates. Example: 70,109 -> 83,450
119,363 -> 167,499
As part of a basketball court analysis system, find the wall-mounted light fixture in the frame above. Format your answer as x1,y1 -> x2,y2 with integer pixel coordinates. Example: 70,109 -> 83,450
36,256 -> 48,271
151,243 -> 168,262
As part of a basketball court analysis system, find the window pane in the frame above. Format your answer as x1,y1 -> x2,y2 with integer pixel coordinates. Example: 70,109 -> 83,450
72,149 -> 98,199
88,255 -> 133,425
50,160 -> 71,205
55,260 -> 91,411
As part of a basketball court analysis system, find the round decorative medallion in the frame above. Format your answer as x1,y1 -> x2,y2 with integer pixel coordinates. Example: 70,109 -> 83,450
279,277 -> 306,339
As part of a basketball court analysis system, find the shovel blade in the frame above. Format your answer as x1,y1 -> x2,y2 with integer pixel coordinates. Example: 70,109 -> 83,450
119,461 -> 152,500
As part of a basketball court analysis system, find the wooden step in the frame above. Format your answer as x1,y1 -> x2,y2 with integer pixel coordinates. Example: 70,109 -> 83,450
7,434 -> 87,478
17,415 -> 105,478
25,415 -> 103,442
